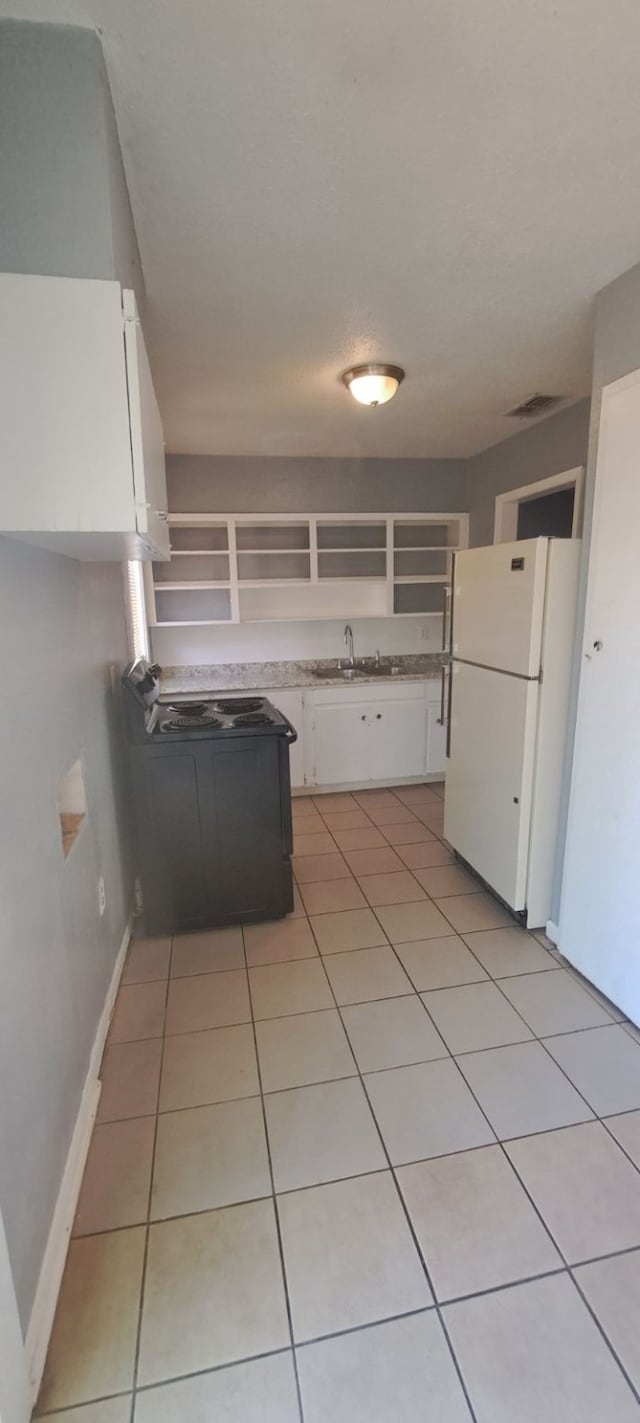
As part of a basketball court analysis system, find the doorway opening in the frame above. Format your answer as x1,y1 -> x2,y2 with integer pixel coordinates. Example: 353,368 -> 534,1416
493,466 -> 584,543
516,485 -> 575,539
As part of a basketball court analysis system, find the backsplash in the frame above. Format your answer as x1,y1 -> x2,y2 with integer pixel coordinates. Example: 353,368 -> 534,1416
150,615 -> 442,667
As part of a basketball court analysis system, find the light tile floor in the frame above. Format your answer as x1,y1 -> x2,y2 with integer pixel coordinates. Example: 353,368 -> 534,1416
36,780 -> 640,1421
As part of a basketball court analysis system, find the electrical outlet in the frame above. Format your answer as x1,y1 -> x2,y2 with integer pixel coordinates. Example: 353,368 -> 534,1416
97,876 -> 106,916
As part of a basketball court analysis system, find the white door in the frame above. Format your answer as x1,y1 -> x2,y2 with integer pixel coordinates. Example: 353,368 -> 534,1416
559,371 -> 640,1023
310,699 -> 371,786
444,660 -> 539,911
123,291 -> 170,560
453,539 -> 548,676
369,694 -> 428,782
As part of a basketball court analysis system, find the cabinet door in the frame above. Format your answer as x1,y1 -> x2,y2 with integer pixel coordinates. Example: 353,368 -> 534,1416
309,699 -> 372,786
134,750 -> 208,934
199,738 -> 290,921
369,694 -> 427,781
123,290 -> 170,559
0,273 -> 134,533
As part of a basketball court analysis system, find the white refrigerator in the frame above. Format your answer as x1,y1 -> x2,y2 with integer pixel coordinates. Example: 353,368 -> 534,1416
443,537 -> 581,928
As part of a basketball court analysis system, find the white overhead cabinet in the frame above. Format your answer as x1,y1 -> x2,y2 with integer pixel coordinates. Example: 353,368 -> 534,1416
0,273 -> 169,560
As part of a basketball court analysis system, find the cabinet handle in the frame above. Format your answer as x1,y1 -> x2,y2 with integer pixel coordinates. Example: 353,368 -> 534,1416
376,713 -> 382,720
361,714 -> 366,721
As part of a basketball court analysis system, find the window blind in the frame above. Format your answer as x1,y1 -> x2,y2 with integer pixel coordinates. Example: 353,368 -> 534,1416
124,561 -> 150,661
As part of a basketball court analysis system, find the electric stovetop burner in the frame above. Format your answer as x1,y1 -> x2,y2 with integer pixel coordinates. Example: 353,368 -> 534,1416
215,697 -> 265,714
167,701 -> 208,716
233,711 -> 274,726
163,714 -> 223,731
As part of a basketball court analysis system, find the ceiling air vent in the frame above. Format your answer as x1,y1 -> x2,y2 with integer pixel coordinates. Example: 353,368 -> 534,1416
506,393 -> 563,420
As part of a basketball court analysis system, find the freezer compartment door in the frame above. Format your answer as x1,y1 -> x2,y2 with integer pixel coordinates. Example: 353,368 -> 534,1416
444,661 -> 539,912
452,538 -> 548,677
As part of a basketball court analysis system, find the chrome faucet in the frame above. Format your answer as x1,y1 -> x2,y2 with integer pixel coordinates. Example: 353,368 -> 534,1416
344,623 -> 355,667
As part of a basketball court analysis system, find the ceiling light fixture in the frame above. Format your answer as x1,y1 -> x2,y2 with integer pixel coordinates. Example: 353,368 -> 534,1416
341,363 -> 405,408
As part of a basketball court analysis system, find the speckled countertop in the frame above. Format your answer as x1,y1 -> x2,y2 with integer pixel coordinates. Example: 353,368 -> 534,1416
160,654 -> 445,697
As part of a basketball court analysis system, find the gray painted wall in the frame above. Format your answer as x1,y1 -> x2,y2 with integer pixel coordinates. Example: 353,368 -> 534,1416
465,399 -> 591,547
0,19 -> 144,306
0,21 -> 141,1331
167,413 -> 590,533
166,454 -> 467,514
0,539 -> 134,1328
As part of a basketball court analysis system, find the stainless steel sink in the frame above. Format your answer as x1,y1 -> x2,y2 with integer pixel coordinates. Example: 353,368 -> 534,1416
311,666 -> 366,680
311,662 -> 403,680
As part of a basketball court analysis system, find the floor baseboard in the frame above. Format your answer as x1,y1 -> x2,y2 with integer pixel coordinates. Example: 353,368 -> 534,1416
24,912 -> 133,1403
545,919 -> 560,945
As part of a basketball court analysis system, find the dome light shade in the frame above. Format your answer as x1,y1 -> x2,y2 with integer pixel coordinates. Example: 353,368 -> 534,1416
341,363 -> 405,407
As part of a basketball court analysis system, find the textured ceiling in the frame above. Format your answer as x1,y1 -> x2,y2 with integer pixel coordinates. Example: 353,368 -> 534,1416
4,0 -> 640,456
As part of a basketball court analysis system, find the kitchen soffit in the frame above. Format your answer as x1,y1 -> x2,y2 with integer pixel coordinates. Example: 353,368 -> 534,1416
4,0 -> 640,458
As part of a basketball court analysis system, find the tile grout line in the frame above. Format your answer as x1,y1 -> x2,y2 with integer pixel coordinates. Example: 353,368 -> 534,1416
110,996 -> 629,1047
67,1121 -> 640,1243
241,923 -> 306,1423
301,909 -> 482,1423
61,796 -> 640,1415
297,831 -> 640,1397
429,1012 -> 640,1408
128,929 -> 176,1422
34,1243 -> 640,1418
50,831 -> 640,1423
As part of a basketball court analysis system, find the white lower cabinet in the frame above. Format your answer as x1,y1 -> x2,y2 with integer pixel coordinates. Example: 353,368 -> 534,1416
305,682 -> 430,788
245,678 -> 441,790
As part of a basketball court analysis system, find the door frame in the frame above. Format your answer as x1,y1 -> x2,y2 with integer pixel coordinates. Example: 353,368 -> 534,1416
493,466 -> 584,544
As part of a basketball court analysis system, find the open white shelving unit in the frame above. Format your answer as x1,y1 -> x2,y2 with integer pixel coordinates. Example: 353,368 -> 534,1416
145,512 -> 468,626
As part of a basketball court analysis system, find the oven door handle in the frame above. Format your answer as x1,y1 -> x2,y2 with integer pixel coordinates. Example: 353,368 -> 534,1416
279,713 -> 299,745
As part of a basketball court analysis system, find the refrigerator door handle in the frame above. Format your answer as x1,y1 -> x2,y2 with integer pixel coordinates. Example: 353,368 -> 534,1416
446,663 -> 454,758
445,556 -> 456,757
437,582 -> 450,726
437,664 -> 446,726
441,583 -> 449,651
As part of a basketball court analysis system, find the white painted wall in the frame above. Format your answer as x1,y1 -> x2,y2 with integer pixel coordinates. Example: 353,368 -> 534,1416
151,614 -> 442,666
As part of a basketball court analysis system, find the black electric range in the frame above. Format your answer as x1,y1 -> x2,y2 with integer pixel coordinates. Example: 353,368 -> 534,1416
122,660 -> 297,744
122,660 -> 296,934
